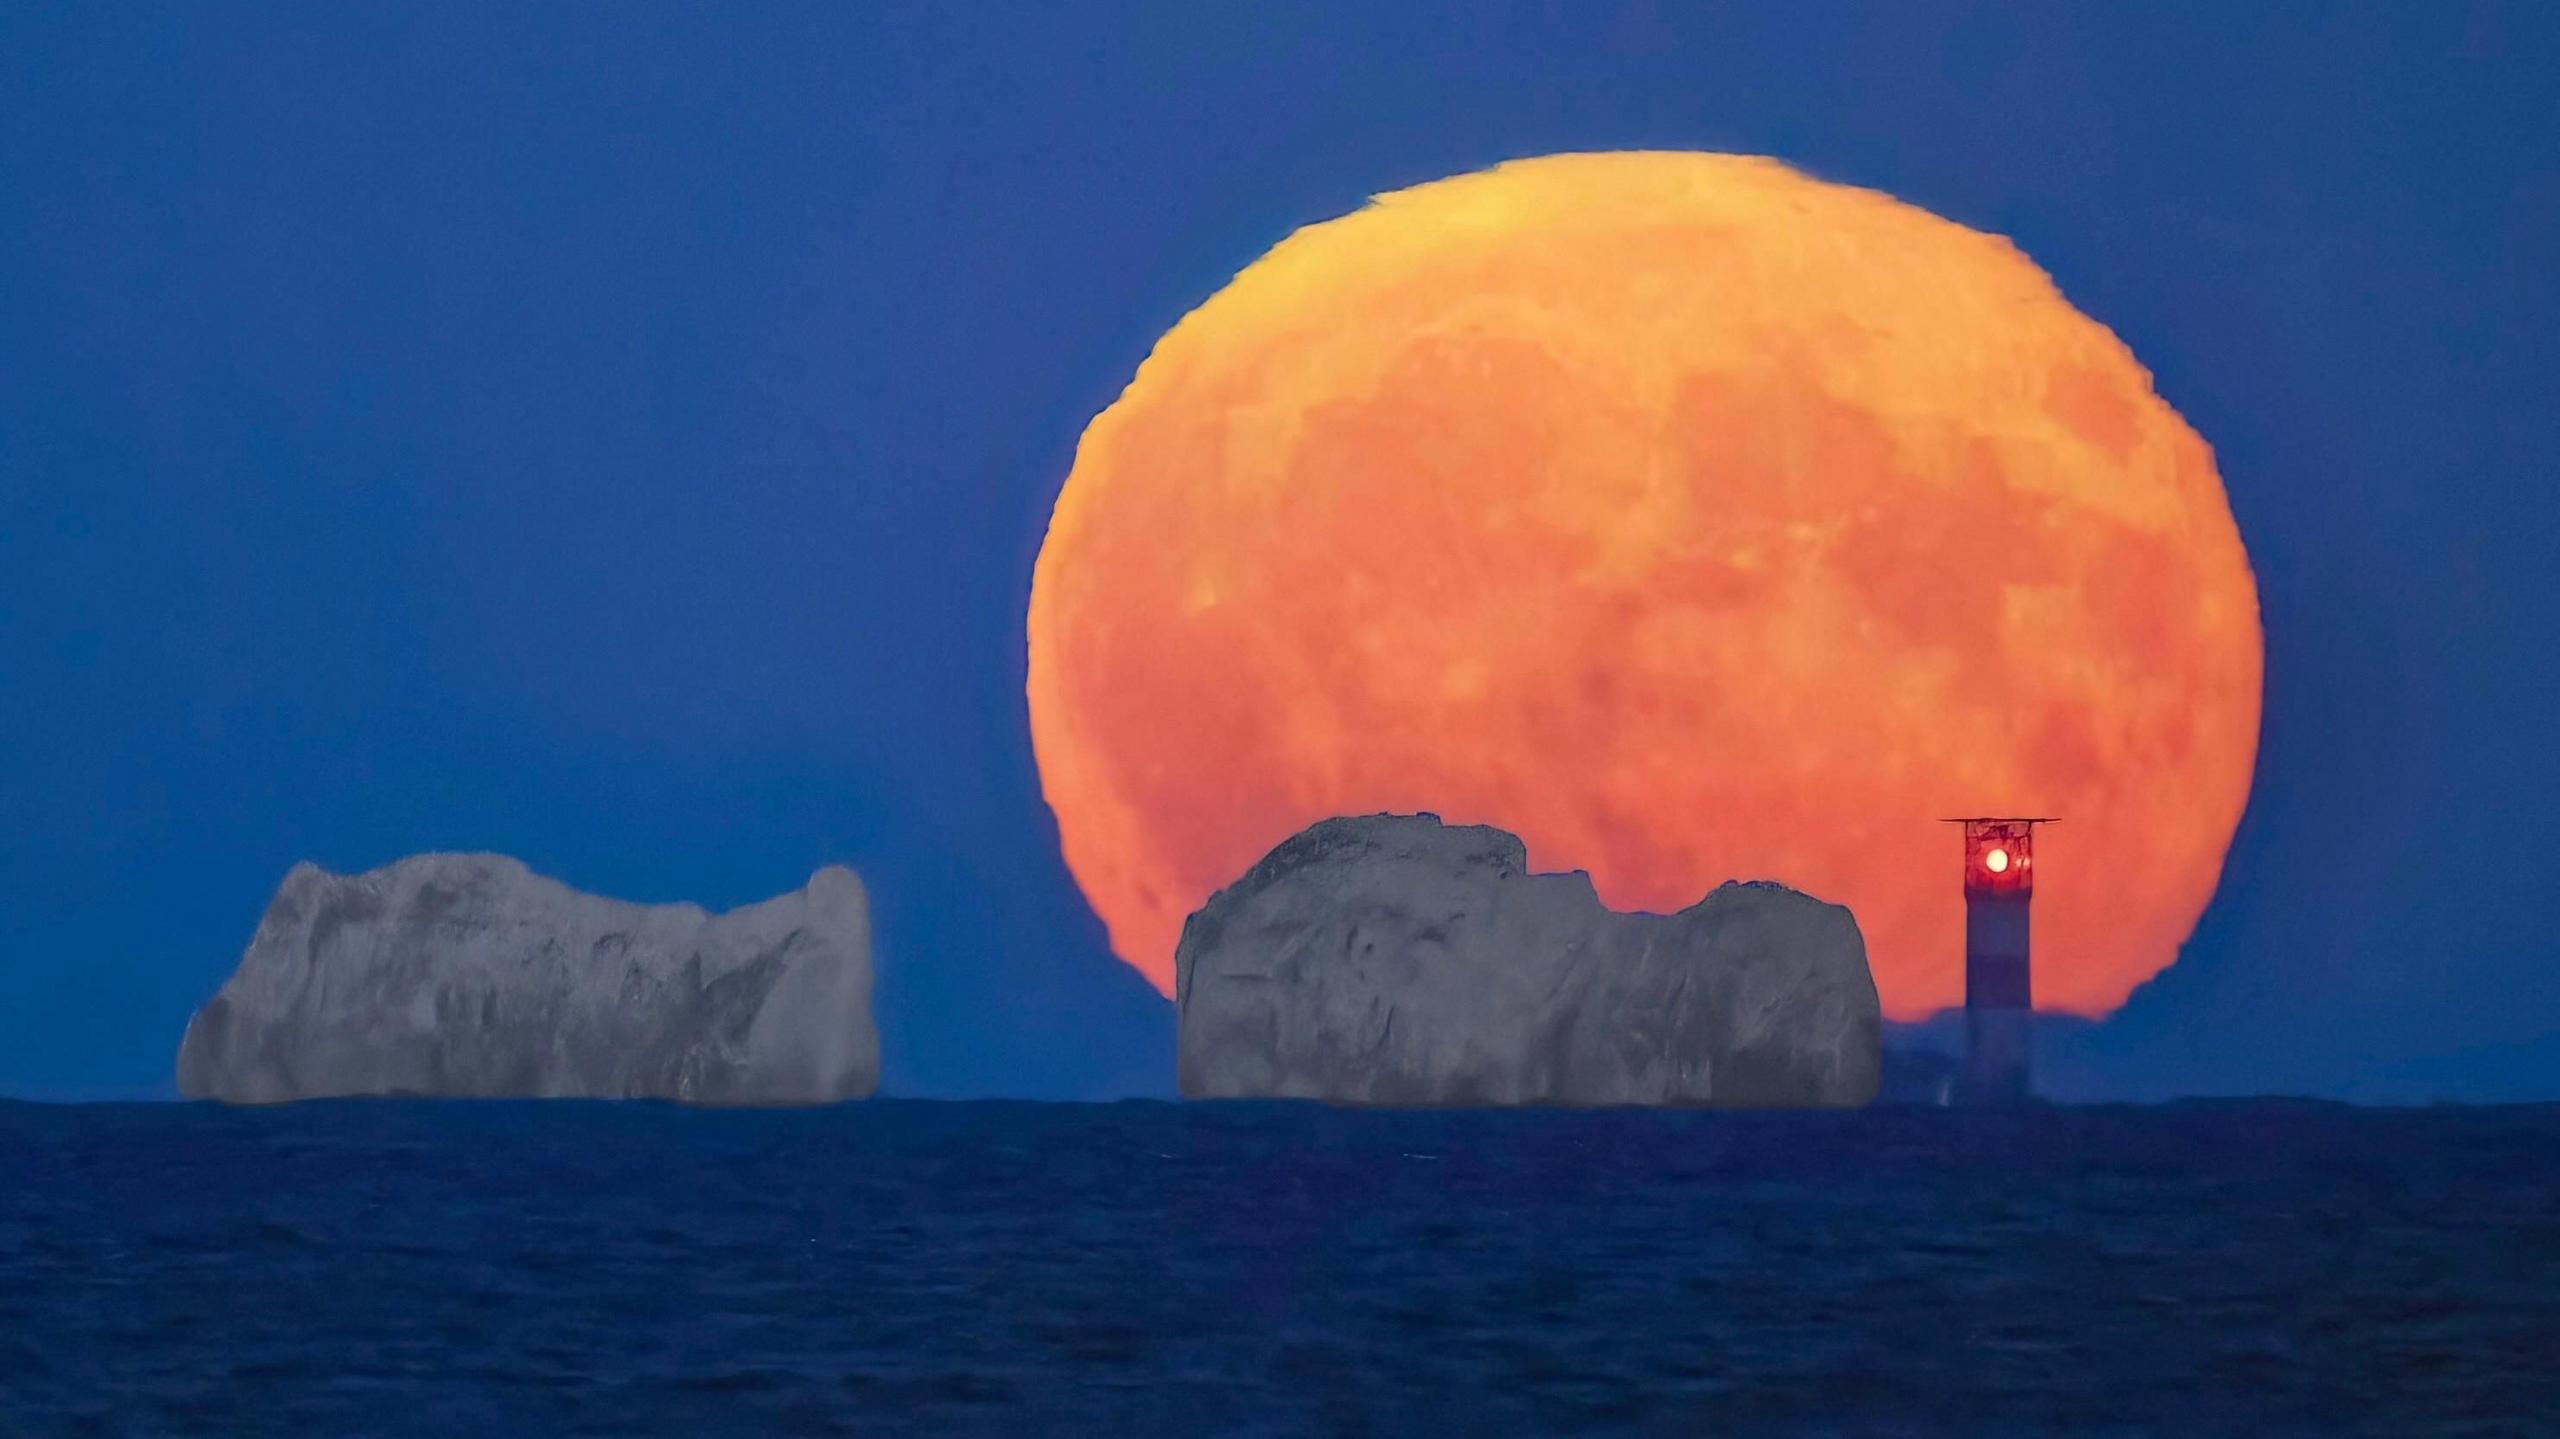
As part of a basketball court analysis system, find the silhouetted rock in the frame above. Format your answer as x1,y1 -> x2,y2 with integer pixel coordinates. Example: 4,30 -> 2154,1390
176,854 -> 876,1104
1176,814 -> 1879,1106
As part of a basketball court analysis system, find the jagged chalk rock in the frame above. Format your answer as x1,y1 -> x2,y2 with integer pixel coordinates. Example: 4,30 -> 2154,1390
1176,814 -> 1879,1107
176,854 -> 877,1104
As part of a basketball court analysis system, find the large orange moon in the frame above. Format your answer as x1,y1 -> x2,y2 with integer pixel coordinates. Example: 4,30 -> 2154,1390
1027,152 -> 2261,1021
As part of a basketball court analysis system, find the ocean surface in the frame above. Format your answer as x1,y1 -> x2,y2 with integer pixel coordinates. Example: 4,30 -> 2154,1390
2,1100 -> 2554,1437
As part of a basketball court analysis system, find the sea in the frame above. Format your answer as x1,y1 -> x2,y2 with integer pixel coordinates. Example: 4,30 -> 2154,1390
3,1099 -> 2554,1437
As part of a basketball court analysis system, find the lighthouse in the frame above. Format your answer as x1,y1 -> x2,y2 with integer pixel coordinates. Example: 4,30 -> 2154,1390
1942,817 -> 2054,1104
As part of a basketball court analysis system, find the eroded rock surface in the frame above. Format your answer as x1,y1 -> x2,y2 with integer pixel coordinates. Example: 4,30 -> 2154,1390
1176,814 -> 1879,1107
177,854 -> 876,1104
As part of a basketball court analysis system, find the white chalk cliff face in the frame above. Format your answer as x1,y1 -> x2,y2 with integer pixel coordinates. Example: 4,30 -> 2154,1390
1176,814 -> 1880,1107
176,855 -> 878,1105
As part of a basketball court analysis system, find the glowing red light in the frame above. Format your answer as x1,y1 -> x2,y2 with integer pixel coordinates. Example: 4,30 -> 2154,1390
1951,817 -> 2049,899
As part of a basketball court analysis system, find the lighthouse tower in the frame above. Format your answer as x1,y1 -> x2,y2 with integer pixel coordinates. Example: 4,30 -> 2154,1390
1942,817 -> 2054,1104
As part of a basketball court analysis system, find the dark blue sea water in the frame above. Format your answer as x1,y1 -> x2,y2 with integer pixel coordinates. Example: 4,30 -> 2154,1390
3,1100 -> 2554,1437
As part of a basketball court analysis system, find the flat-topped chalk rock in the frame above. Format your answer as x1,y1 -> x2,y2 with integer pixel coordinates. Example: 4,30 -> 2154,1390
1176,814 -> 1879,1107
177,854 -> 878,1104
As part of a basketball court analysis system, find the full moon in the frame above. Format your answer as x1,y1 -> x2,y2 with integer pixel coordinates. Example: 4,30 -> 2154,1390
1027,152 -> 2261,1020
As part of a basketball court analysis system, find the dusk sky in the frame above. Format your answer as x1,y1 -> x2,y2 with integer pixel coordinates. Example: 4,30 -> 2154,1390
5,2 -> 2556,1101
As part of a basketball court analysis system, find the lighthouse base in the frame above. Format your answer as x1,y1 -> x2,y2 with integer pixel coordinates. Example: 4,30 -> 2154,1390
1962,1006 -> 2033,1104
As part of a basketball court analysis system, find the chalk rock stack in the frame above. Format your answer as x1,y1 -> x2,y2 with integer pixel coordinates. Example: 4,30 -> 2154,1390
1176,814 -> 1879,1107
176,854 -> 878,1105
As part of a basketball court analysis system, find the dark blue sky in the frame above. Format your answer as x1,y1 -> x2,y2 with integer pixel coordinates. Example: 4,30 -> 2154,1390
5,3 -> 2555,1101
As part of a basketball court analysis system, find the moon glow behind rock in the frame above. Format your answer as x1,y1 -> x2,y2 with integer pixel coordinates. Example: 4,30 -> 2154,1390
1027,152 -> 2262,1020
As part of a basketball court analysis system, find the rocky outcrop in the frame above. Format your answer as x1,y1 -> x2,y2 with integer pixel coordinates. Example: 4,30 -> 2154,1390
1176,814 -> 1879,1107
176,854 -> 877,1105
